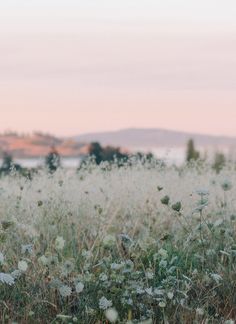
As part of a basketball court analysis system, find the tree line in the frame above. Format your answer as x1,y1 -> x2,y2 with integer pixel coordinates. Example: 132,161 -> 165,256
0,139 -> 228,176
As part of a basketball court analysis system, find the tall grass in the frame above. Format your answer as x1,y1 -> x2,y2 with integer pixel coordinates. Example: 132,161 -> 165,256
0,160 -> 235,323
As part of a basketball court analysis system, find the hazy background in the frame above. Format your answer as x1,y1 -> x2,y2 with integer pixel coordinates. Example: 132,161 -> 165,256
1,0 -> 236,136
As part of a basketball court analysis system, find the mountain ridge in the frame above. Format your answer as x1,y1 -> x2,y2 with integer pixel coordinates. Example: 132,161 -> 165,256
73,128 -> 236,149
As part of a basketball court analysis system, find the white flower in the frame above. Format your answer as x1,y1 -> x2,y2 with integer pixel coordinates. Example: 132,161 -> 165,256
210,273 -> 222,283
111,263 -> 123,271
159,301 -> 166,308
21,244 -> 33,255
105,308 -> 118,322
59,285 -> 72,297
82,250 -> 92,258
61,260 -> 75,276
55,236 -> 65,250
167,292 -> 174,300
0,252 -> 4,265
158,248 -> 168,260
99,273 -> 108,282
159,260 -> 167,268
214,219 -> 223,227
145,271 -> 154,280
18,260 -> 28,272
75,282 -> 84,293
196,308 -> 204,316
145,288 -> 153,296
136,287 -> 145,294
154,288 -> 164,296
38,255 -> 48,266
11,270 -> 22,279
99,296 -> 113,310
0,272 -> 15,285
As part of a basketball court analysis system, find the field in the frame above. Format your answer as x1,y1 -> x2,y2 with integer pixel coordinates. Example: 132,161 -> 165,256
0,160 -> 235,323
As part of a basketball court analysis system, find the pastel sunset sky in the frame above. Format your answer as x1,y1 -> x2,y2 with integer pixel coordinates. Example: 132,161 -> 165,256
1,0 -> 236,136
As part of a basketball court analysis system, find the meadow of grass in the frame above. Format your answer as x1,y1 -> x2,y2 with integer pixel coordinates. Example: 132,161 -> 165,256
0,159 -> 236,323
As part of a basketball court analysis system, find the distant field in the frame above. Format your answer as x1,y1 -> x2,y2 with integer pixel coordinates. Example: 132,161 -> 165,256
0,160 -> 235,323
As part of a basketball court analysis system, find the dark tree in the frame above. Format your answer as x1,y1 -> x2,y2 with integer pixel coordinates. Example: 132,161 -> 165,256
0,152 -> 22,175
45,147 -> 61,172
87,142 -> 129,165
186,139 -> 200,162
213,152 -> 226,173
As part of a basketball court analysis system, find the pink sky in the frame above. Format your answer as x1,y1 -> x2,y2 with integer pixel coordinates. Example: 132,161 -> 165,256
1,0 -> 236,136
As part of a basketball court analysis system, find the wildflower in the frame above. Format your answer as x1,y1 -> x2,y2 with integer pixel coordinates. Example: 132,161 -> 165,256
210,273 -> 222,283
99,296 -> 113,310
167,292 -> 174,300
21,244 -> 33,255
194,200 -> 208,212
37,200 -> 43,207
196,308 -> 204,316
47,255 -> 58,267
82,250 -> 92,258
61,260 -> 75,276
75,282 -> 84,293
105,308 -> 118,322
59,285 -> 72,297
159,301 -> 166,308
136,287 -> 145,295
145,288 -> 153,296
119,234 -> 133,246
111,263 -> 123,271
214,219 -> 223,227
55,236 -> 65,250
158,248 -> 168,260
154,288 -> 164,296
145,271 -> 154,280
122,260 -> 134,273
11,269 -> 22,279
38,255 -> 48,266
18,260 -> 28,272
221,179 -> 232,191
50,278 -> 63,288
172,201 -> 182,212
159,260 -> 167,268
161,195 -> 170,205
0,272 -> 15,285
99,273 -> 108,282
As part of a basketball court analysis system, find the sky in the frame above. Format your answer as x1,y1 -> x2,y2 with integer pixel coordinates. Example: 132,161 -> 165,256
0,0 -> 236,136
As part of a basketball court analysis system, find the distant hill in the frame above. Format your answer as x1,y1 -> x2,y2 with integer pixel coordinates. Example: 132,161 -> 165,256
1,129 -> 236,159
74,128 -> 236,150
0,132 -> 88,158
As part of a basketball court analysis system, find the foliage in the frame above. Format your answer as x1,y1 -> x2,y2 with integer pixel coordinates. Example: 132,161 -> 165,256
213,152 -> 226,173
186,139 -> 200,162
45,147 -> 61,172
87,142 -> 129,165
0,152 -> 22,175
